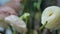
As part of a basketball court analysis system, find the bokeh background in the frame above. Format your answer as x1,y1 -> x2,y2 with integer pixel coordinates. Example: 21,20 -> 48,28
0,0 -> 60,34
21,0 -> 60,34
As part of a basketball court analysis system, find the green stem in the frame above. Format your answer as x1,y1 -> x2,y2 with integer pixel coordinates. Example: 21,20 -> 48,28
26,18 -> 28,25
39,21 -> 47,32
29,29 -> 34,34
13,31 -> 16,34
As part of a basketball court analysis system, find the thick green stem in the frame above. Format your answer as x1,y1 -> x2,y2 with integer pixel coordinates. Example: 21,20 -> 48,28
39,21 -> 47,32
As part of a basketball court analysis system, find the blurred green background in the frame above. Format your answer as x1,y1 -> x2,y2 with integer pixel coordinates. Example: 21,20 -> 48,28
0,0 -> 60,34
21,0 -> 60,34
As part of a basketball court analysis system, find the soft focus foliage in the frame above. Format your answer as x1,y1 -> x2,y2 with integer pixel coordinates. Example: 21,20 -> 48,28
0,0 -> 59,34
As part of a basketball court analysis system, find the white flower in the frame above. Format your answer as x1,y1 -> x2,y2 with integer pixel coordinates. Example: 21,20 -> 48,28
5,15 -> 27,33
41,6 -> 60,29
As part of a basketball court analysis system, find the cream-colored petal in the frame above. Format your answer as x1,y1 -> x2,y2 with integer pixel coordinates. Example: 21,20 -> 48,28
41,6 -> 60,29
5,15 -> 27,33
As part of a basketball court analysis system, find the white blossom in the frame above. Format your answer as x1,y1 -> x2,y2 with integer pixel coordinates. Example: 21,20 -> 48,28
41,6 -> 60,29
5,15 -> 27,33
